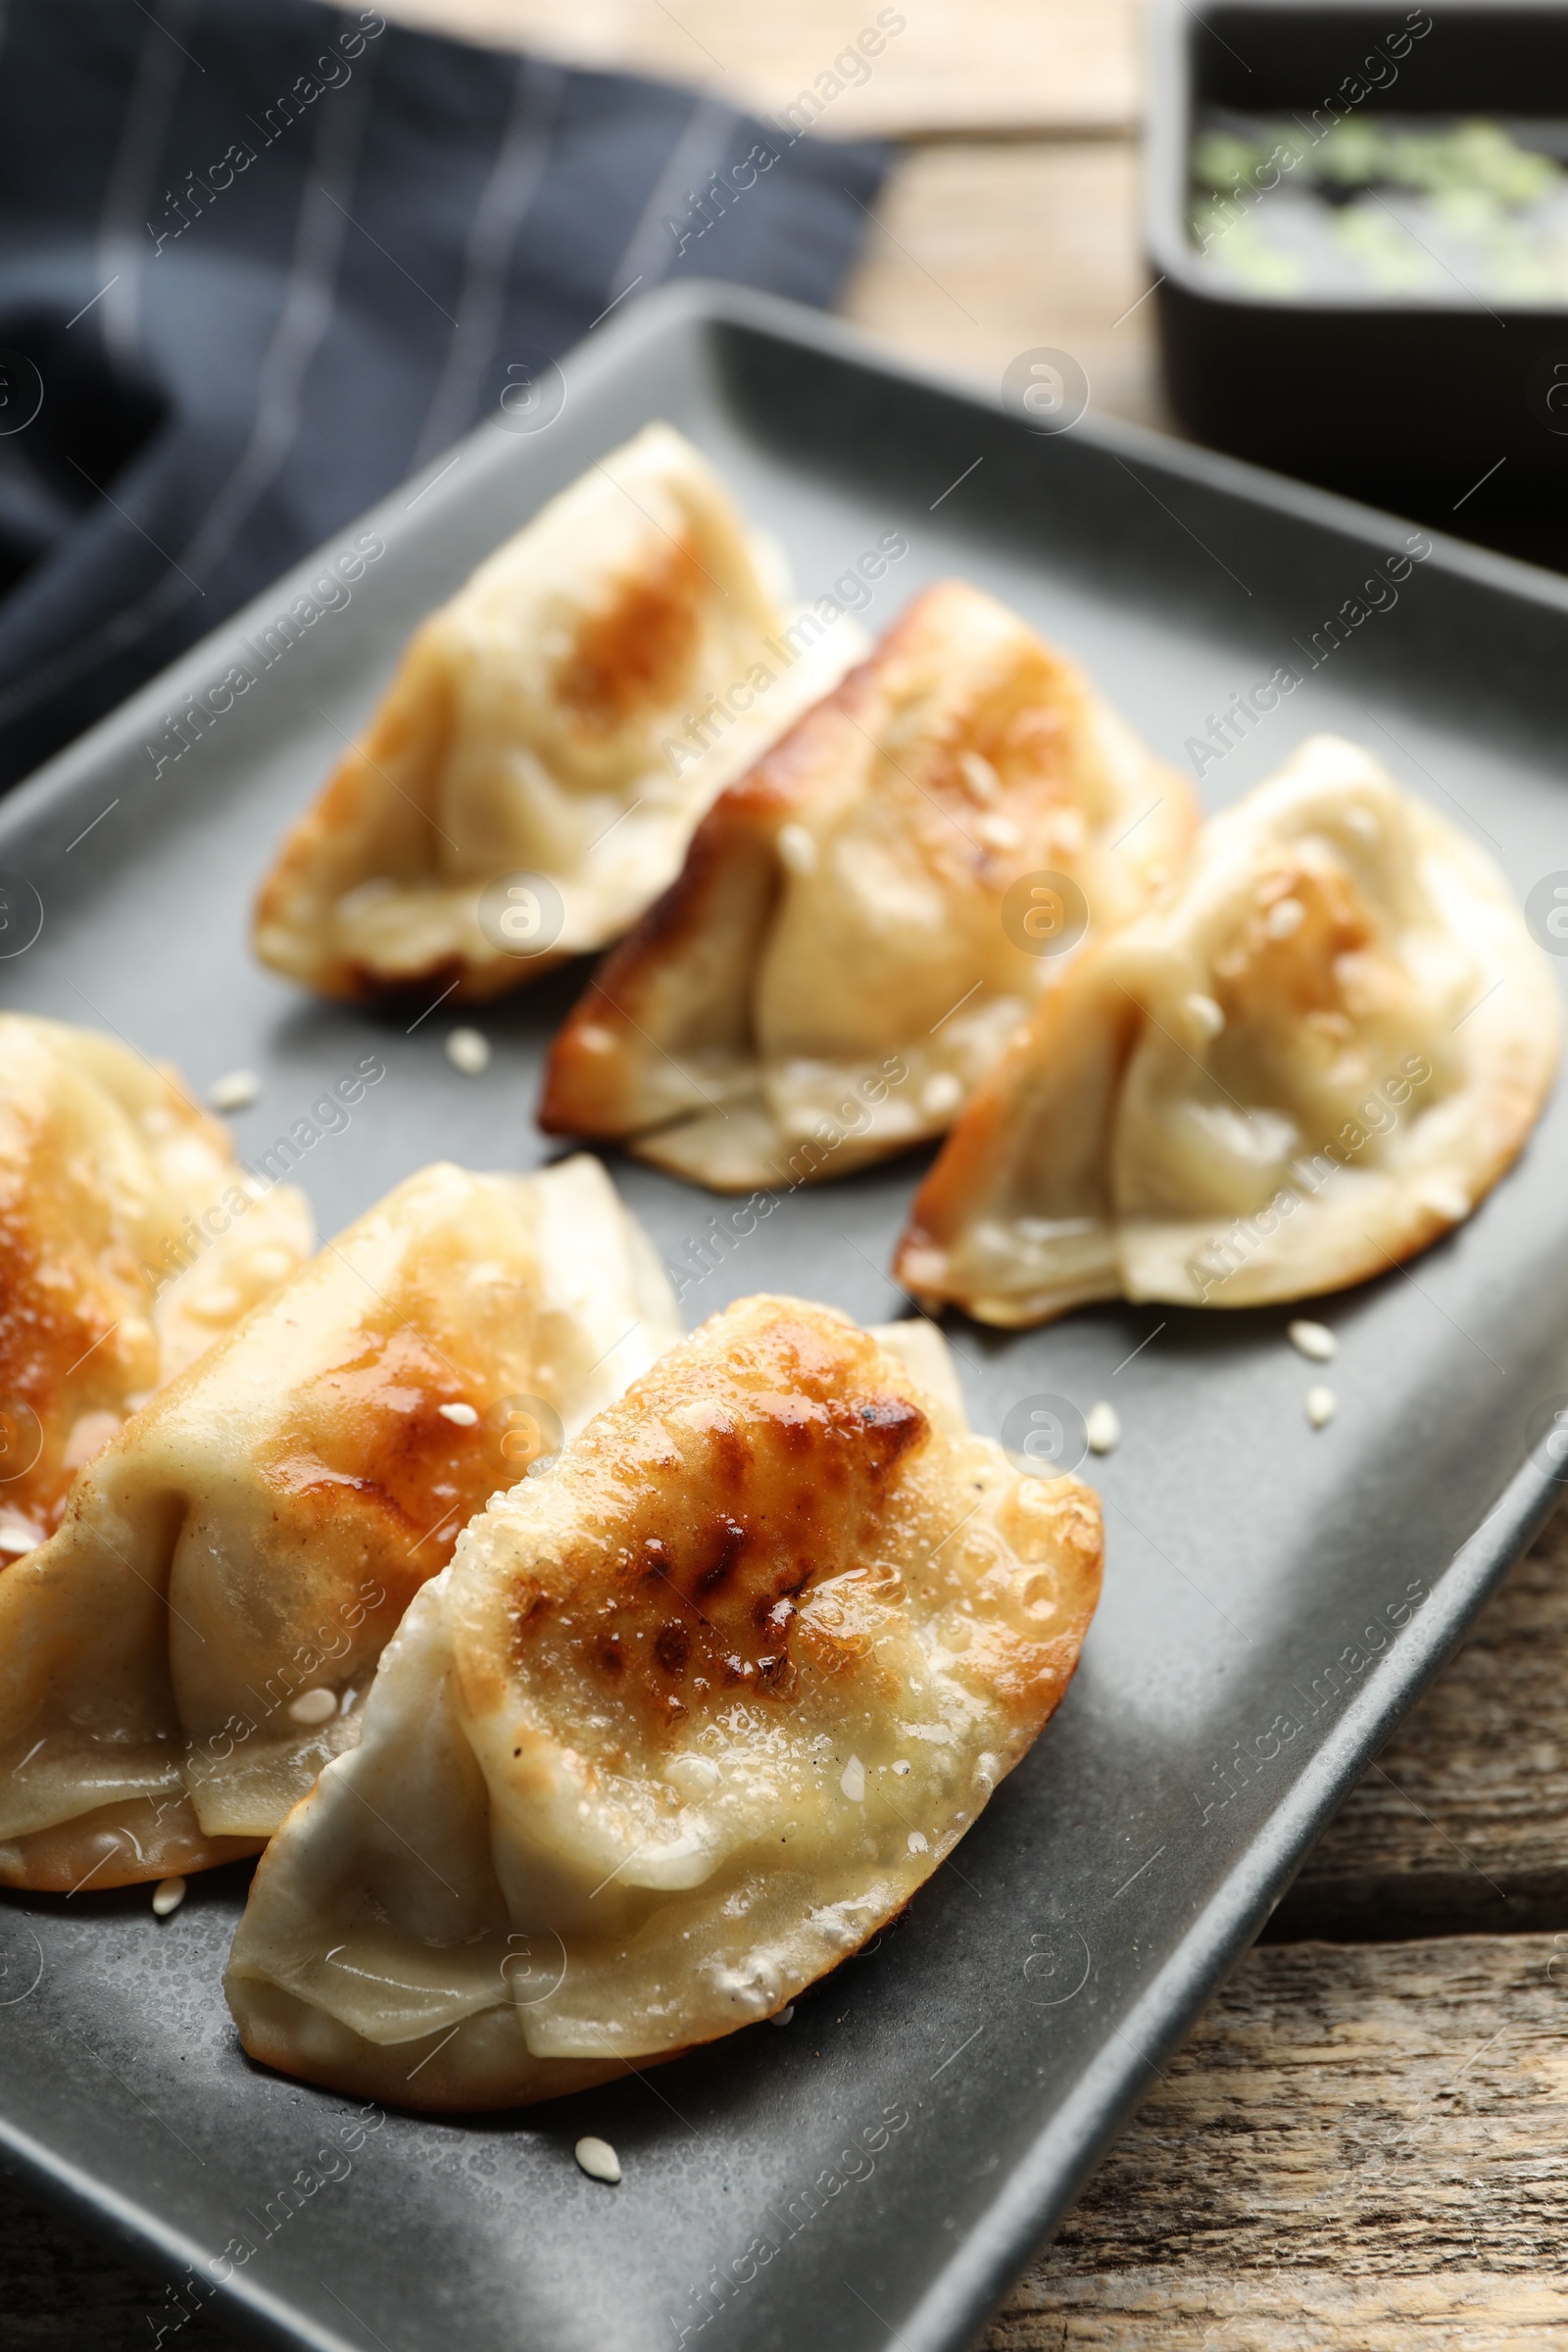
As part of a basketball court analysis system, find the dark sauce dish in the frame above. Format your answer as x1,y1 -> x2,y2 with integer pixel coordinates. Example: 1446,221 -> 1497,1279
1147,0 -> 1568,517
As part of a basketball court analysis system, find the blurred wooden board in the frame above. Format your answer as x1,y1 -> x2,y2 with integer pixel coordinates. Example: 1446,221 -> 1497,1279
839,141 -> 1168,432
361,5 -> 1164,422
355,0 -> 1141,137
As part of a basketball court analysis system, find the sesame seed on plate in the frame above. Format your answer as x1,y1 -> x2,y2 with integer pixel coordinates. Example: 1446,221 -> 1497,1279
446,1027 -> 490,1075
575,2135 -> 621,2183
1086,1400 -> 1120,1454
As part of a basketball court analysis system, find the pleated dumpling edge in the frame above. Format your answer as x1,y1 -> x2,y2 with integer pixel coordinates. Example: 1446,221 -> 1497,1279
222,1294 -> 1102,2110
538,578 -> 1200,1190
0,1012 -> 313,1556
252,422 -> 863,1004
0,1154 -> 679,1891
896,734 -> 1562,1325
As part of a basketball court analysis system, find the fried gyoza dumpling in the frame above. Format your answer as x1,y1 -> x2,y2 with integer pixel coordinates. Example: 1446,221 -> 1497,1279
253,424 -> 860,1004
0,1156 -> 679,1891
0,1014 -> 312,1558
538,581 -> 1196,1190
896,735 -> 1561,1326
222,1295 -> 1102,2111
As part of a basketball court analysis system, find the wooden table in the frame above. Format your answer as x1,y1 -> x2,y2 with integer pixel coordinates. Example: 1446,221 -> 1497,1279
12,6 -> 1568,2346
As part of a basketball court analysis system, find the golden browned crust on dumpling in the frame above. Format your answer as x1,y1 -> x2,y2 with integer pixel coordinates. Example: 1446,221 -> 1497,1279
223,1297 -> 1102,2110
0,1157 -> 678,1888
897,735 -> 1562,1325
538,580 -> 1197,1190
0,1014 -> 311,1553
252,424 -> 858,1004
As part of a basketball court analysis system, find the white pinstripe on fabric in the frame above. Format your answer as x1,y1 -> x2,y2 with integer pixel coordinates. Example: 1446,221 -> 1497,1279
409,53 -> 564,470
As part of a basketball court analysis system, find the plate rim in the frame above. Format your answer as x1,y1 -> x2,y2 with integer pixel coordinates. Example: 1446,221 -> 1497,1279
2,273 -> 1566,2352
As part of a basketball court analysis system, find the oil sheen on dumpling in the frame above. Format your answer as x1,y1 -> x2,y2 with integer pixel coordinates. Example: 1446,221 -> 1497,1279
253,423 -> 860,1004
896,735 -> 1561,1325
538,580 -> 1196,1190
0,1013 -> 312,1559
222,1294 -> 1103,2111
0,1156 -> 679,1891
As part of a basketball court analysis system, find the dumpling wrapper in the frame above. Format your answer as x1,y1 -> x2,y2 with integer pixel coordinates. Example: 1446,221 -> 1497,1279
253,423 -> 861,1003
223,1294 -> 1102,2112
0,1155 -> 679,1890
896,734 -> 1561,1325
539,579 -> 1196,1190
0,1013 -> 312,1556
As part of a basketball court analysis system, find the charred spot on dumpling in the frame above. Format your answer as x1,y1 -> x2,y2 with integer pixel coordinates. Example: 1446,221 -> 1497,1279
495,1326 -> 953,1742
854,1394 -> 926,1474
554,534 -> 708,737
695,1515 -> 748,1596
653,1619 -> 690,1676
507,1576 -> 553,1664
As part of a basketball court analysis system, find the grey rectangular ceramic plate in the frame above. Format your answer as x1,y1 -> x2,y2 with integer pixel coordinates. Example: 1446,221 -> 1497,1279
3,280 -> 1568,2352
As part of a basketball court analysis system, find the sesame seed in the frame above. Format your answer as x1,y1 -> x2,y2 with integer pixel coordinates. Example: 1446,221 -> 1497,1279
1306,1385 -> 1337,1429
958,750 -> 999,800
777,822 -> 817,876
920,1072 -> 963,1119
1420,1179 -> 1470,1222
152,1877 -> 186,1918
772,2005 -> 796,2027
1288,1319 -> 1337,1362
975,811 -> 1021,850
446,1027 -> 490,1075
288,1688 -> 337,1727
840,1756 -> 865,1802
208,1069 -> 260,1112
439,1401 -> 479,1426
1086,1400 -> 1120,1454
574,2135 -> 621,2183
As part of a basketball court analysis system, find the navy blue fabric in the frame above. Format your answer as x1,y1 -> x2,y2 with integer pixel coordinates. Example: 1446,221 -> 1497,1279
0,0 -> 889,789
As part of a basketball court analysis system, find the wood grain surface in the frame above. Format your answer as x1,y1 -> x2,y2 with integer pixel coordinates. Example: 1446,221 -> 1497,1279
999,1928 -> 1568,2346
13,4 -> 1565,2345
839,143 -> 1168,433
